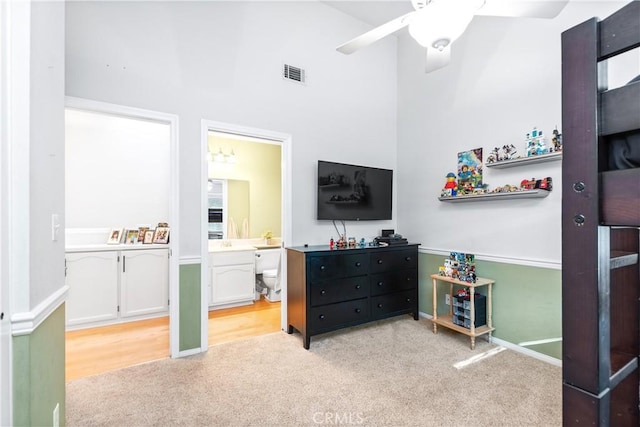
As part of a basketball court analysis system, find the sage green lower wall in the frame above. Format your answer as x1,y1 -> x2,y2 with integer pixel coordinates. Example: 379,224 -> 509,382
179,263 -> 201,351
419,253 -> 562,359
13,303 -> 66,427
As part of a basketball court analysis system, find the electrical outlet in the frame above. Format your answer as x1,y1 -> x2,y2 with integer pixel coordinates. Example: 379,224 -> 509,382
445,293 -> 451,305
53,403 -> 59,427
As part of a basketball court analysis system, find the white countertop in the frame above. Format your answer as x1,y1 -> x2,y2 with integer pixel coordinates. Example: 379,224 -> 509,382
66,243 -> 170,253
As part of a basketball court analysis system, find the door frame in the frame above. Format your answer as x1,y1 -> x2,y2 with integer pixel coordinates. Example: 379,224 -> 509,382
64,96 -> 181,358
200,120 -> 292,349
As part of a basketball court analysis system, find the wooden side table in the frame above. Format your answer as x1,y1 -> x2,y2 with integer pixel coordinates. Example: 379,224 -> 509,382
430,274 -> 495,349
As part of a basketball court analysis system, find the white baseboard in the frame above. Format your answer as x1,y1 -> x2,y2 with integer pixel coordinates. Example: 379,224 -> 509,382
418,311 -> 562,367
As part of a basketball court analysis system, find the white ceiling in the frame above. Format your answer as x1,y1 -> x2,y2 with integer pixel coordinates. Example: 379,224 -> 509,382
322,0 -> 415,27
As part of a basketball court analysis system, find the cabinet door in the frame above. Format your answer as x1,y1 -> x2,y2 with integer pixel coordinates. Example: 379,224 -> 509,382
65,251 -> 119,326
210,263 -> 255,306
120,249 -> 169,318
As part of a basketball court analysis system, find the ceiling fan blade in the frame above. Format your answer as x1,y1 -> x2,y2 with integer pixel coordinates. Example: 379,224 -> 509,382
475,0 -> 569,19
337,11 -> 416,55
425,45 -> 451,73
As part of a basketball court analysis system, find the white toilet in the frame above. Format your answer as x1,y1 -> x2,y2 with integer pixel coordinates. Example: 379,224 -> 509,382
255,249 -> 281,302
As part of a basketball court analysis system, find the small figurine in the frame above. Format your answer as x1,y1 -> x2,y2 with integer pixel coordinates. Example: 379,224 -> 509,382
348,237 -> 356,248
486,147 -> 500,164
442,172 -> 457,197
552,127 -> 562,152
329,237 -> 334,250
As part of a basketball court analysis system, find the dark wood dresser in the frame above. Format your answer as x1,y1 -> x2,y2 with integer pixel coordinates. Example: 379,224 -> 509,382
286,243 -> 419,349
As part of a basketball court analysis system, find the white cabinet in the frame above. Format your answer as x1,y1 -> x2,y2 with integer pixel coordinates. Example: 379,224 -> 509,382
120,249 -> 169,318
65,247 -> 169,328
65,251 -> 119,326
209,249 -> 255,308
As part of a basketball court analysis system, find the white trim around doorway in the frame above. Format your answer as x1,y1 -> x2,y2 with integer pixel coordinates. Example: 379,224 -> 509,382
201,120 -> 292,350
64,96 -> 181,358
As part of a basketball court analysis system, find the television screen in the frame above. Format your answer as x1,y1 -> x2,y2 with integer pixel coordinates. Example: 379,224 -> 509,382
317,160 -> 393,221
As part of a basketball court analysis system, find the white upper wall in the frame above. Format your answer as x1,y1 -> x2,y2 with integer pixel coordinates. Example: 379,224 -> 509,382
65,1 -> 398,255
396,1 -> 632,264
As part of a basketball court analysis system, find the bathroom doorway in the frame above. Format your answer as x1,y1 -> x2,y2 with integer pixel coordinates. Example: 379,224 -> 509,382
201,121 -> 292,348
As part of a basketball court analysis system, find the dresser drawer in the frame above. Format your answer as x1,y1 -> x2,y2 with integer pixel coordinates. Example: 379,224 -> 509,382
309,298 -> 369,333
371,290 -> 415,318
308,253 -> 369,281
370,248 -> 417,274
310,276 -> 368,307
370,269 -> 417,296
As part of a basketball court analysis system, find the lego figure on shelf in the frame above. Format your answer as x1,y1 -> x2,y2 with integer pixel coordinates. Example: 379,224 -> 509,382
486,147 -> 500,164
441,172 -> 457,197
552,127 -> 563,152
501,144 -> 518,160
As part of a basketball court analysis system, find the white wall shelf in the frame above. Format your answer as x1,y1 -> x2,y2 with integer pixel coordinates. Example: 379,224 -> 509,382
485,151 -> 562,169
438,189 -> 551,203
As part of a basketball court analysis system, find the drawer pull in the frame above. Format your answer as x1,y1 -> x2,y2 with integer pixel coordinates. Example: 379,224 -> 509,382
377,281 -> 383,287
406,277 -> 411,281
405,256 -> 411,261
320,265 -> 326,271
355,284 -> 361,290
319,314 -> 325,320
320,289 -> 326,295
355,308 -> 361,314
377,259 -> 383,264
406,298 -> 411,302
377,303 -> 383,308
355,261 -> 361,267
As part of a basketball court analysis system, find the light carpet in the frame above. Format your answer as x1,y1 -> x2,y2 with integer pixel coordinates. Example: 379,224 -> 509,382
66,317 -> 561,426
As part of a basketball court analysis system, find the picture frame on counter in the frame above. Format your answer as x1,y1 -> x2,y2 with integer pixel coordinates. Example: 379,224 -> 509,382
137,226 -> 149,243
125,229 -> 139,244
107,228 -> 124,244
143,230 -> 155,244
153,226 -> 170,244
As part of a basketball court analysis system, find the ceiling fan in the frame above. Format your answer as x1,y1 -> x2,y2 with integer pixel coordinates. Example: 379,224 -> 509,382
336,0 -> 569,73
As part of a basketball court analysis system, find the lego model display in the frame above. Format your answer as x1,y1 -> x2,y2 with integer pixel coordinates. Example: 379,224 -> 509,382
485,126 -> 562,165
438,252 -> 476,283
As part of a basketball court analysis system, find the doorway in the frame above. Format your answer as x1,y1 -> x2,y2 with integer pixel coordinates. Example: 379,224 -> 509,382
64,98 -> 180,379
201,121 -> 292,348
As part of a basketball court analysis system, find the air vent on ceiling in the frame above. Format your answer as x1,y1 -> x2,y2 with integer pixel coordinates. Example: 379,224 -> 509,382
283,64 -> 306,84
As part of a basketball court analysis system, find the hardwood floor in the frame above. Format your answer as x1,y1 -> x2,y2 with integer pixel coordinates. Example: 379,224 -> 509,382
65,297 -> 281,382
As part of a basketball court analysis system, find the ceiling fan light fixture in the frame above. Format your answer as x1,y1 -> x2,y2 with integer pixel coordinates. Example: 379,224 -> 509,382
408,0 -> 479,49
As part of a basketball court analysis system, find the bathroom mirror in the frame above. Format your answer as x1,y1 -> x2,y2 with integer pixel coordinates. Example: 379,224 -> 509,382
227,179 -> 250,238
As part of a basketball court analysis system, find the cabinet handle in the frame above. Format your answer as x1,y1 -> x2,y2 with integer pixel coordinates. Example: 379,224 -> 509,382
320,265 -> 326,271
319,314 -> 325,320
406,277 -> 411,282
320,289 -> 326,295
377,281 -> 383,287
355,284 -> 361,290
405,256 -> 411,261
355,308 -> 361,314
355,261 -> 361,267
406,298 -> 411,302
122,255 -> 126,273
377,259 -> 383,264
377,303 -> 383,308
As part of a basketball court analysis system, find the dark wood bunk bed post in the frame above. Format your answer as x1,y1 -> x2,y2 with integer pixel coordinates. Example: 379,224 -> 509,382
561,1 -> 640,425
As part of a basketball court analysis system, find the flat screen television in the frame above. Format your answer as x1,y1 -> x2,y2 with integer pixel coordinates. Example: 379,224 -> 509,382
317,160 -> 393,221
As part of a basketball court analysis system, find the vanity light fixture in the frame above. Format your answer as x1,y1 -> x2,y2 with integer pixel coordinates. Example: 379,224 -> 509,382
212,147 -> 237,164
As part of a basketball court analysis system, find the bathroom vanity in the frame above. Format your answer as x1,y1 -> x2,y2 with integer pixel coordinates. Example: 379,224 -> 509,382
286,243 -> 419,349
208,246 -> 256,308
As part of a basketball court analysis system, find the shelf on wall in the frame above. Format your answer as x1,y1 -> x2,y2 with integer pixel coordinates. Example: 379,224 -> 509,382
438,189 -> 551,203
485,151 -> 562,168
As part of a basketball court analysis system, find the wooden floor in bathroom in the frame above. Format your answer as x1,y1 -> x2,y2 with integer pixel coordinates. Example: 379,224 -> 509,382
65,296 -> 281,382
